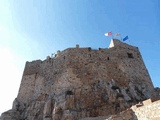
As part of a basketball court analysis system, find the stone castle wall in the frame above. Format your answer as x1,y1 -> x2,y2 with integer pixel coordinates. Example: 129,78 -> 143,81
18,39 -> 153,103
0,39 -> 155,120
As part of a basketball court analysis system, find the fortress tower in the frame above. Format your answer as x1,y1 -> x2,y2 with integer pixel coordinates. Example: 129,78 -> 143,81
0,39 -> 154,120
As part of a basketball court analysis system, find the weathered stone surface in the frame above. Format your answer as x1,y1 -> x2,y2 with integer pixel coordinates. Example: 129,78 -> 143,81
131,99 -> 160,120
0,39 -> 157,120
43,98 -> 53,119
107,109 -> 134,120
0,110 -> 20,120
152,87 -> 160,100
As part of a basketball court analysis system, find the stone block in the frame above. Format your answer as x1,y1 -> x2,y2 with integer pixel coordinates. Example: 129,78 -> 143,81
142,99 -> 152,106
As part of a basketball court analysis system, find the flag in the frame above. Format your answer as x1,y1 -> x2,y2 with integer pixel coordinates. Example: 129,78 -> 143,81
115,33 -> 121,36
104,32 -> 112,36
123,36 -> 129,41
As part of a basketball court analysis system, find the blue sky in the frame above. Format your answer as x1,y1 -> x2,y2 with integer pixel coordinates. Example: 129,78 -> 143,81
0,0 -> 160,114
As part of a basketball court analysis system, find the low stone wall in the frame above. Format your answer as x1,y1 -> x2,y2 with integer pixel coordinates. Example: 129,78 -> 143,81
131,99 -> 160,120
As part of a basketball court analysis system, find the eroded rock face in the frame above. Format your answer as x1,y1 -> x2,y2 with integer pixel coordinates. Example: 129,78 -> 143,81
0,39 -> 155,120
152,87 -> 160,100
0,110 -> 20,120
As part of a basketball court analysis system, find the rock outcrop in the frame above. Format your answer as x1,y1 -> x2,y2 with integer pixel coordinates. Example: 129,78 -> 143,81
0,39 -> 156,120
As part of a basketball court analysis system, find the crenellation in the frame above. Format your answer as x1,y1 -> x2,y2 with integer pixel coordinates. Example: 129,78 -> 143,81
130,98 -> 160,120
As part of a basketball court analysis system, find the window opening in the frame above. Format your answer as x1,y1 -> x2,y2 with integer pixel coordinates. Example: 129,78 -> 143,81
127,53 -> 134,58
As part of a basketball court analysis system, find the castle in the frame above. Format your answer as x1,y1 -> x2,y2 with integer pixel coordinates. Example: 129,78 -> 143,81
0,39 -> 158,120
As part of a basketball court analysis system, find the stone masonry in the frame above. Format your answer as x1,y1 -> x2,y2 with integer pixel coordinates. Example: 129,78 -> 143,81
0,39 -> 155,120
131,98 -> 160,120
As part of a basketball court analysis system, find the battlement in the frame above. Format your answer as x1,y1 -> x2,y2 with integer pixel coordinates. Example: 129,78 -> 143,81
51,39 -> 138,59
131,98 -> 160,119
132,98 -> 160,110
23,39 -> 140,77
25,39 -> 139,65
